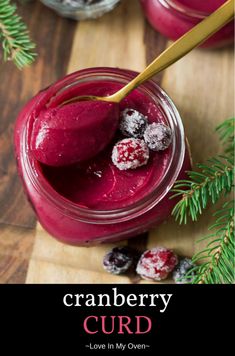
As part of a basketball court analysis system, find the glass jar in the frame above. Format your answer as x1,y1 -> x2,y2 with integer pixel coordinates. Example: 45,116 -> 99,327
140,0 -> 234,48
40,0 -> 121,20
14,68 -> 191,246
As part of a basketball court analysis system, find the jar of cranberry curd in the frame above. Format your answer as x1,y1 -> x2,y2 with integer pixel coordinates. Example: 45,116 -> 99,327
15,68 -> 191,245
140,0 -> 234,48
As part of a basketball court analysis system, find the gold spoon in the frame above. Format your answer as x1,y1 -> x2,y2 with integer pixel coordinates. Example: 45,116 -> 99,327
64,0 -> 234,105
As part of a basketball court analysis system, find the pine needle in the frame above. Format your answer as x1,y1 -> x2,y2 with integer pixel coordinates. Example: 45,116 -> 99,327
188,201 -> 235,284
171,118 -> 235,224
171,159 -> 234,223
171,118 -> 235,284
0,0 -> 36,68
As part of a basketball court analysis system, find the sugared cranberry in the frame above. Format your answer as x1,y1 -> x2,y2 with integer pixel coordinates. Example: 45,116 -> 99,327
136,247 -> 178,281
120,108 -> 148,138
173,258 -> 196,284
111,138 -> 149,170
144,123 -> 172,151
103,247 -> 134,275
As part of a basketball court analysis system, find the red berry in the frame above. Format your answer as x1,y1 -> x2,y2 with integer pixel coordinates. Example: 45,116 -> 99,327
136,247 -> 178,281
112,138 -> 149,170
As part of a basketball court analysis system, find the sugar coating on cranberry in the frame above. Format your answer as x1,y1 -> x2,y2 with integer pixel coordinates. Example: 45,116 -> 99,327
144,123 -> 172,151
112,138 -> 149,170
136,247 -> 178,281
103,247 -> 134,275
173,258 -> 196,284
120,108 -> 148,138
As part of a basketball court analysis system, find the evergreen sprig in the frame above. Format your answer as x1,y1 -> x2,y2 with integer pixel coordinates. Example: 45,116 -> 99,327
171,156 -> 234,224
187,201 -> 234,284
171,119 -> 235,224
171,117 -> 235,284
0,0 -> 36,68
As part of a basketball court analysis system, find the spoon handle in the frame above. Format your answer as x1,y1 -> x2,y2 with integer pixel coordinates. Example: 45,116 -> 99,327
110,0 -> 234,103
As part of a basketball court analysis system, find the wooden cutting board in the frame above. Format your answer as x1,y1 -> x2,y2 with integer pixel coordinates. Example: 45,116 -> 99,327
25,0 -> 234,283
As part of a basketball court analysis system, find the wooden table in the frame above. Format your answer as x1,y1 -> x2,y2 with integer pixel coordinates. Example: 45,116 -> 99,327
0,0 -> 233,283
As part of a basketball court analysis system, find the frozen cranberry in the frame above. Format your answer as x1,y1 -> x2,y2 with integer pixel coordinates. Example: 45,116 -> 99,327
136,247 -> 178,281
120,108 -> 148,138
111,138 -> 149,170
144,123 -> 172,151
103,247 -> 134,275
173,258 -> 196,284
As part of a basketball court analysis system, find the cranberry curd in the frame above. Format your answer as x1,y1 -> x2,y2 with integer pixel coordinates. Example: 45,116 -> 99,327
15,68 -> 191,245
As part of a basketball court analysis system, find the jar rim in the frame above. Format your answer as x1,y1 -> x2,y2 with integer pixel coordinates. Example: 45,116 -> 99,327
22,67 -> 185,224
159,0 -> 210,19
40,0 -> 120,16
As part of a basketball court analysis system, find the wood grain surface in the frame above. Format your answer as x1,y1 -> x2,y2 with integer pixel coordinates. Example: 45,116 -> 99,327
0,1 -> 76,282
0,0 -> 234,283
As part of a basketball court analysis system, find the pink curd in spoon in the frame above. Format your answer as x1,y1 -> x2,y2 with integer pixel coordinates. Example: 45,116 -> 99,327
31,100 -> 119,166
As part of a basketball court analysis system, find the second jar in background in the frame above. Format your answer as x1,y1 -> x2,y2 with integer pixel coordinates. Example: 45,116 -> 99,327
140,0 -> 234,48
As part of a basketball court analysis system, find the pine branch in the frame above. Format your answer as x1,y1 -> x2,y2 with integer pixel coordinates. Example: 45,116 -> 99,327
171,118 -> 235,224
187,201 -> 235,284
171,118 -> 235,284
0,0 -> 36,68
171,156 -> 234,224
